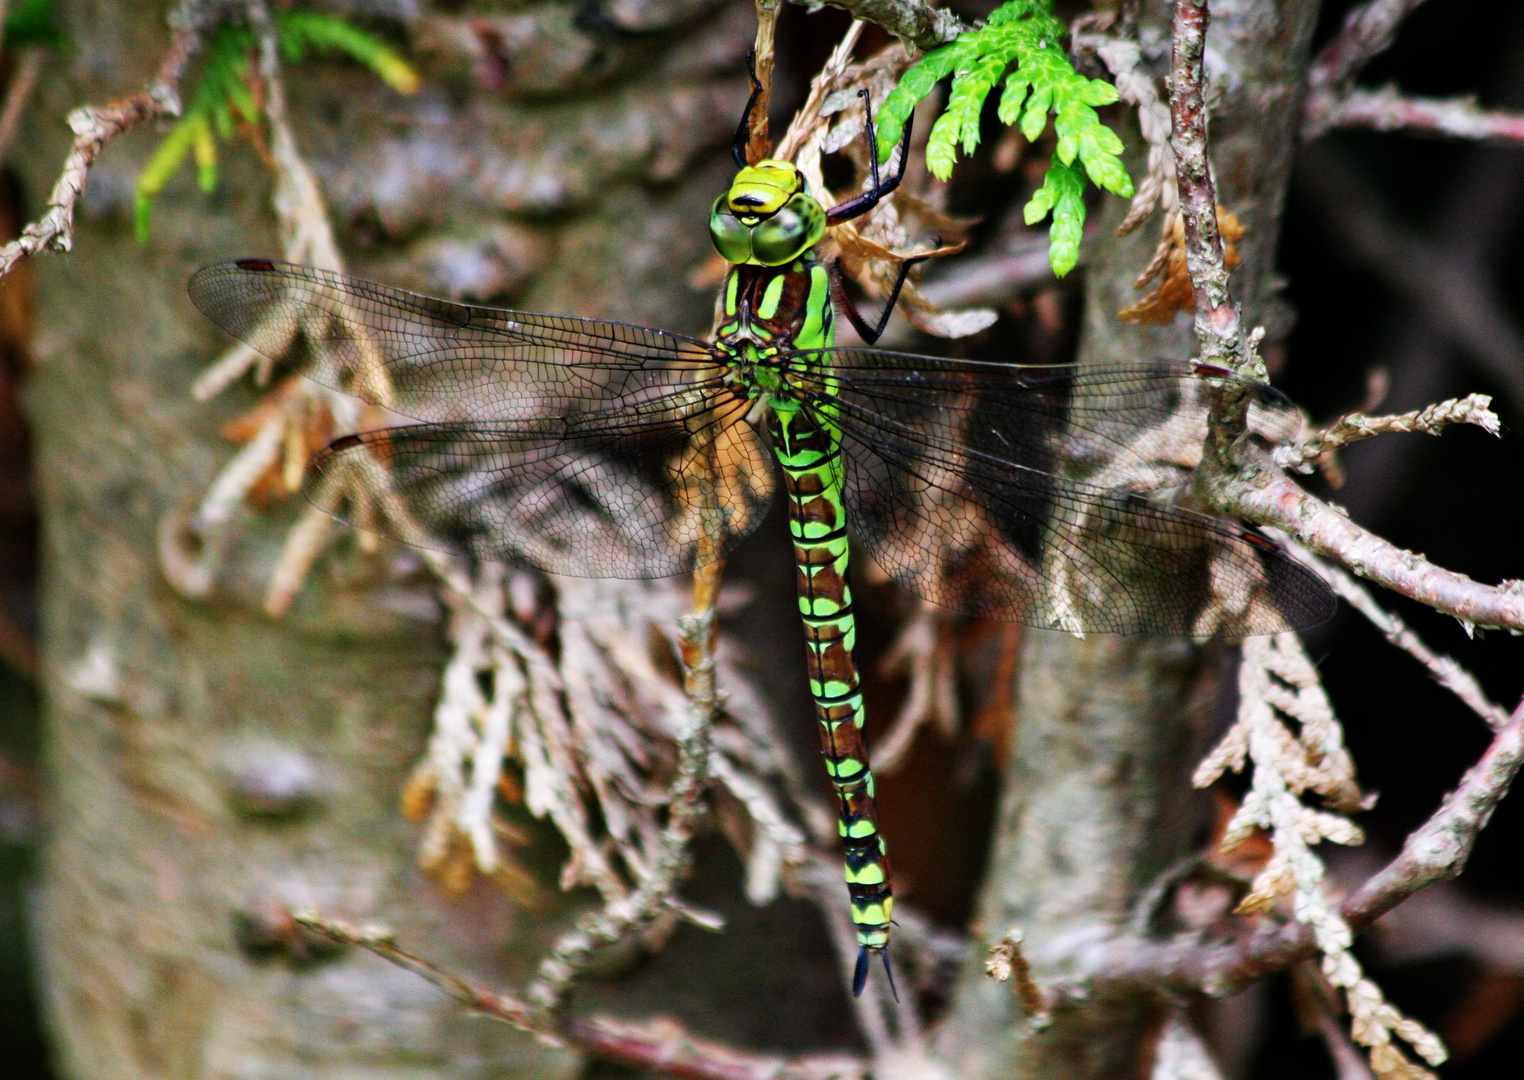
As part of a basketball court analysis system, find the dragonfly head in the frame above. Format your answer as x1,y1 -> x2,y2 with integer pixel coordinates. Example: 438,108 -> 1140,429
711,159 -> 826,267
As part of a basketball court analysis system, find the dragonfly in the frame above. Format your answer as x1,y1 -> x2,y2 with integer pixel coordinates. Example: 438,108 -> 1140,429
187,84 -> 1334,999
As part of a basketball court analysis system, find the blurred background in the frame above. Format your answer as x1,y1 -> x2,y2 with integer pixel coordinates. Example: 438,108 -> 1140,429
1,0 -> 1522,1076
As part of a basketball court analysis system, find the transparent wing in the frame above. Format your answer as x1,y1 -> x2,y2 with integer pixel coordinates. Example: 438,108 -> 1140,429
306,392 -> 776,579
791,353 -> 1332,635
814,355 -> 1302,479
188,260 -> 724,424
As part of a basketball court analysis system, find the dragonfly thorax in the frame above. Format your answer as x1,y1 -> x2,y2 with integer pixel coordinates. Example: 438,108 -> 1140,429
715,257 -> 835,362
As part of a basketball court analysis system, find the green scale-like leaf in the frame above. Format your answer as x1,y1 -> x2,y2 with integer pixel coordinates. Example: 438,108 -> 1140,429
874,0 -> 1132,276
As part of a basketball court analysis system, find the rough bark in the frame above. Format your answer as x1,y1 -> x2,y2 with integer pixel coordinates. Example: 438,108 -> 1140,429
932,1 -> 1323,1075
21,1 -> 755,1076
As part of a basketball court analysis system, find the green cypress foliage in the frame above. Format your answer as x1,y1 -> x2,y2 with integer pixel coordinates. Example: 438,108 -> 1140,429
5,0 -> 61,46
874,0 -> 1131,276
135,11 -> 418,241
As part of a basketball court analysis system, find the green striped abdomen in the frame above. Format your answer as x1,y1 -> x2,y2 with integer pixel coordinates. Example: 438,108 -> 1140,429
766,403 -> 894,964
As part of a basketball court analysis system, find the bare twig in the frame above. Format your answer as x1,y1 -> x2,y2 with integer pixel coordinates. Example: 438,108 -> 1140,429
564,1016 -> 867,1080
1306,0 -> 1430,95
871,606 -> 958,775
1306,85 -> 1524,142
292,913 -> 536,1025
1343,694 -> 1524,928
526,560 -> 723,1015
1275,394 -> 1501,474
248,0 -> 341,270
1277,540 -> 1512,730
1344,851 -> 1524,972
1295,142 -> 1524,418
1299,1 -> 1523,148
0,2 -> 206,280
1212,470 -> 1524,632
0,46 -> 45,167
292,913 -> 867,1080
916,233 -> 1057,309
747,0 -> 782,163
1292,963 -> 1379,1080
1166,0 -> 1250,378
806,0 -> 967,52
1045,694 -> 1524,1002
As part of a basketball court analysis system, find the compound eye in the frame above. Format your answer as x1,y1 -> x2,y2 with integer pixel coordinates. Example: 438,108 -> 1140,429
750,194 -> 824,266
709,196 -> 752,263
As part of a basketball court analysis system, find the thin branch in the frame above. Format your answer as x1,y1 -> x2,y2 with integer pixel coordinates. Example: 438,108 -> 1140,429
1274,393 -> 1501,474
293,913 -> 867,1080
526,559 -> 724,1015
1306,85 -> 1524,142
747,0 -> 782,163
916,234 -> 1058,309
0,2 -> 207,280
1277,539 -> 1512,730
1350,853 -> 1524,971
1166,0 -> 1249,377
802,0 -> 967,51
1306,0 -> 1430,95
1295,142 -> 1524,417
1047,694 -> 1524,1001
1343,694 -> 1524,928
0,46 -> 45,167
1291,963 -> 1379,1080
248,0 -> 341,270
564,1016 -> 867,1080
292,913 -> 536,1025
1213,470 -> 1524,631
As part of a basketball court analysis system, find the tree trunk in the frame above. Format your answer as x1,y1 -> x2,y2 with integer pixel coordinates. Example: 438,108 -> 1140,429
933,1 -> 1321,1075
20,2 -> 753,1075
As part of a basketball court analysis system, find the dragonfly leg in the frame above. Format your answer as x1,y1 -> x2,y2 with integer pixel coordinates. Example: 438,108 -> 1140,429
830,254 -> 932,345
732,49 -> 765,168
825,91 -> 915,226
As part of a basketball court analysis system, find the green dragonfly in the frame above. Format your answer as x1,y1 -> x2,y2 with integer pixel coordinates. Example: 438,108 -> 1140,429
188,88 -> 1334,998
